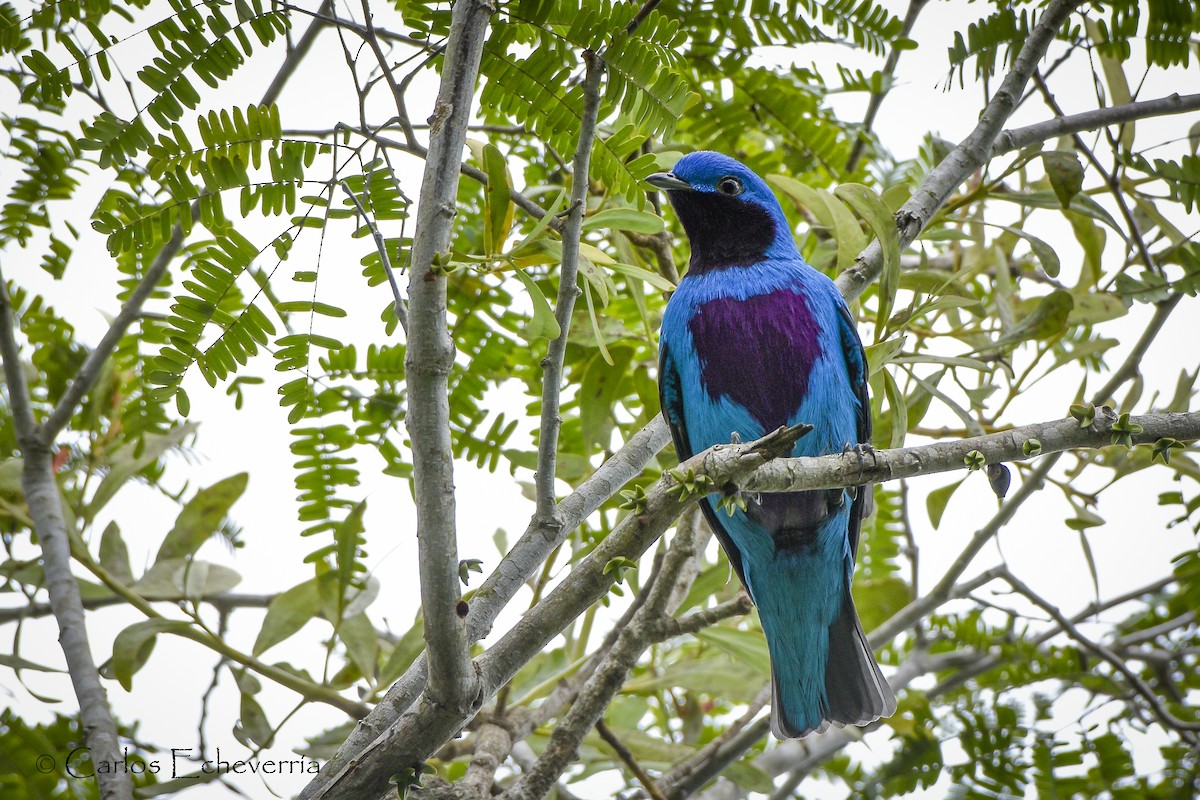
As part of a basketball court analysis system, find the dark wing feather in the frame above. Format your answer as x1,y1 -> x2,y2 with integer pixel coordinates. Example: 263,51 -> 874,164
659,341 -> 750,588
836,301 -> 872,560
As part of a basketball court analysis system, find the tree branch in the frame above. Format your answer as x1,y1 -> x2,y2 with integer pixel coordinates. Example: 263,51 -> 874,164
991,92 -> 1200,156
501,507 -> 704,800
402,0 -> 493,717
740,410 -> 1200,495
999,570 -> 1200,743
844,0 -> 928,173
0,591 -> 276,624
308,416 -> 670,792
306,425 -> 804,800
534,51 -> 605,521
0,277 -> 131,800
835,0 -> 1083,302
596,718 -> 670,800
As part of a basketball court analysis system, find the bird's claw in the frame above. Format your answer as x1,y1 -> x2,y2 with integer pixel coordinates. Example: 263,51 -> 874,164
842,442 -> 877,480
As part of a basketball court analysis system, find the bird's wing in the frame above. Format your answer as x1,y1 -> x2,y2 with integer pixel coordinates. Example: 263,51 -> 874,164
659,340 -> 750,589
836,300 -> 872,561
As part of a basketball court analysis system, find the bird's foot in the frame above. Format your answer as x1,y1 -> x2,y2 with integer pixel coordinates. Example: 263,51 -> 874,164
729,431 -> 741,444
842,442 -> 877,480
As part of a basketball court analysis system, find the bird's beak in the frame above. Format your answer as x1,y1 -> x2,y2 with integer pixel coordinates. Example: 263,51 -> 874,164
646,172 -> 692,191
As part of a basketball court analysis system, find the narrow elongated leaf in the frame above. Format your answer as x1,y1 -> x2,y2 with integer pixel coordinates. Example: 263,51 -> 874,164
835,183 -> 900,340
253,577 -> 323,656
111,619 -> 192,691
582,207 -> 665,234
993,290 -> 1074,349
483,143 -> 513,254
155,473 -> 248,563
513,268 -> 561,342
99,522 -> 134,584
696,626 -> 771,677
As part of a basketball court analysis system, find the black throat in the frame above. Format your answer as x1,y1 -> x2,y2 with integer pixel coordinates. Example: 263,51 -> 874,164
666,191 -> 777,274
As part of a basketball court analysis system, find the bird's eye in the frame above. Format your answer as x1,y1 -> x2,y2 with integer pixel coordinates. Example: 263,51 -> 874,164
716,176 -> 743,196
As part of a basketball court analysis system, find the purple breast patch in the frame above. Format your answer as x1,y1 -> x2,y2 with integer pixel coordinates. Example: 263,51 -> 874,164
688,289 -> 823,432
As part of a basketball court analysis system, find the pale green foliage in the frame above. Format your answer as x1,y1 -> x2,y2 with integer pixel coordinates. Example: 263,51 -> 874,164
2,0 -> 1200,797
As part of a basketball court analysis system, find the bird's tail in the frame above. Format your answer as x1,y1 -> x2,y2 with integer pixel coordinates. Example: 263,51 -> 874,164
769,581 -> 896,738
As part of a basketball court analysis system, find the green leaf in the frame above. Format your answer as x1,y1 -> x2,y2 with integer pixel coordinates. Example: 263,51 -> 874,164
582,207 -> 665,234
380,613 -> 426,687
513,268 -> 561,342
582,277 -> 613,365
334,500 -> 367,605
338,612 -> 378,680
1065,508 -> 1105,530
131,559 -> 242,599
237,692 -> 274,748
482,143 -> 513,254
835,183 -> 900,340
0,652 -> 65,673
865,336 -> 905,375
99,522 -> 134,584
926,479 -> 964,529
1042,151 -> 1085,208
696,626 -> 771,678
880,369 -> 907,449
89,425 -> 196,516
990,290 -> 1073,349
155,473 -> 248,563
1067,292 -> 1127,326
606,260 -> 676,291
986,222 -> 1061,278
769,175 -> 867,275
509,188 -> 567,255
111,619 -> 192,691
1067,212 -> 1106,290
580,347 -> 634,450
253,577 -> 324,656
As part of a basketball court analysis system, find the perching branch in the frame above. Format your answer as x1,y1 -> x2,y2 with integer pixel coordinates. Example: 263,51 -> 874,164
835,0 -> 1084,302
402,0 -> 493,720
740,410 -> 1200,495
534,51 -> 606,522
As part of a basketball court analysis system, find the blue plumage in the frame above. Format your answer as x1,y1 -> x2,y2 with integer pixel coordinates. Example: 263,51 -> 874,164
650,152 -> 896,738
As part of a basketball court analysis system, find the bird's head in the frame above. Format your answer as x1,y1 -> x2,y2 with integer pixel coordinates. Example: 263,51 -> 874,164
647,151 -> 797,274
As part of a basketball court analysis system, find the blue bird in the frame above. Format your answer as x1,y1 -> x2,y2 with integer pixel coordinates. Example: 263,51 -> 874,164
649,152 -> 895,738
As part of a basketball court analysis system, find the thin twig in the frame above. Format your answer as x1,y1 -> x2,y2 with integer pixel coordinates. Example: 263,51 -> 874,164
1031,70 -> 1160,277
1000,569 -> 1200,742
534,50 -> 606,521
596,719 -> 670,800
844,0 -> 929,173
357,0 -> 420,148
835,0 -> 1085,302
339,180 -> 409,333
